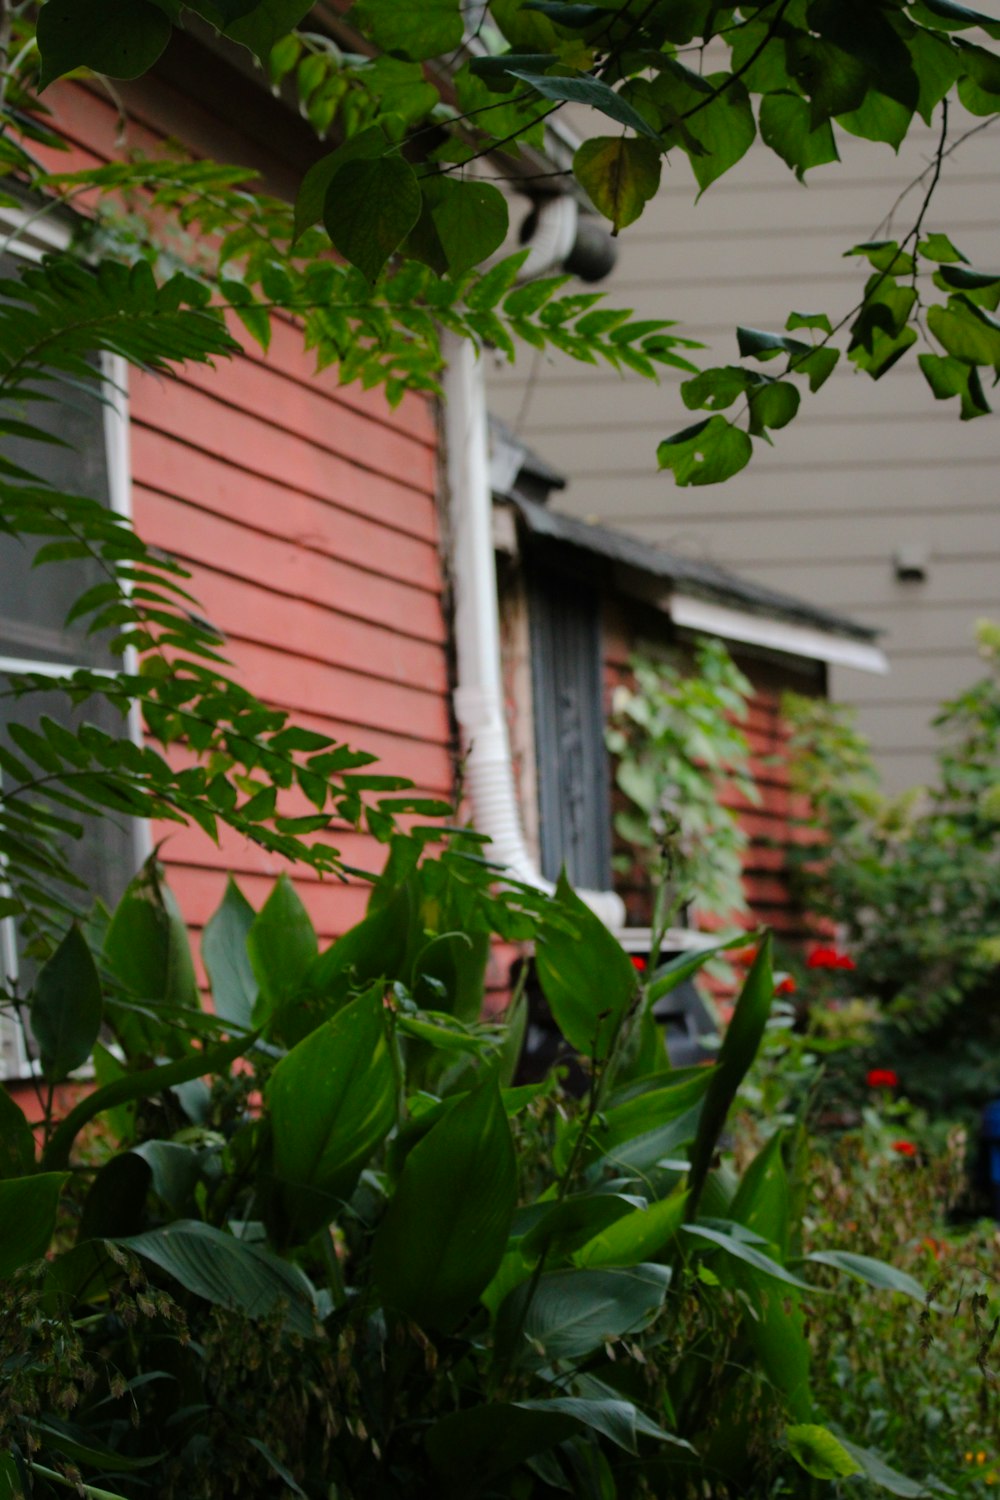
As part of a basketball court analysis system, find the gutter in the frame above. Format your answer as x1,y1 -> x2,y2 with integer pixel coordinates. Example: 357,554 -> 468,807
442,332 -> 626,930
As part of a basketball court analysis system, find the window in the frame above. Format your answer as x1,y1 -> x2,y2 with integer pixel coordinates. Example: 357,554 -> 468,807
0,207 -> 145,1077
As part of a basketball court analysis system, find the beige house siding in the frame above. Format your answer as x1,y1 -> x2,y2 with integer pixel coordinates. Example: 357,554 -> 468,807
488,116 -> 1000,791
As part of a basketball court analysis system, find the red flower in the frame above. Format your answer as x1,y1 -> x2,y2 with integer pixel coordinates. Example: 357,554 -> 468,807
775,976 -> 797,996
630,955 -> 647,973
866,1068 -> 899,1089
891,1140 -> 917,1157
807,945 -> 856,971
731,946 -> 758,967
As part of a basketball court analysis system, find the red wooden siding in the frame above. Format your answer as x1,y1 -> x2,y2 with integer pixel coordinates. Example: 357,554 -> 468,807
39,78 -> 454,953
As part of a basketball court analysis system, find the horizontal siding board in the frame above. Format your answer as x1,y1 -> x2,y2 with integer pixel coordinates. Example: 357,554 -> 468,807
130,377 -> 437,534
130,429 -> 441,593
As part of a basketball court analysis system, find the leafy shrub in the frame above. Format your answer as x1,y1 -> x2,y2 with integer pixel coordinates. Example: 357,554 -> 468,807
0,854 -> 944,1499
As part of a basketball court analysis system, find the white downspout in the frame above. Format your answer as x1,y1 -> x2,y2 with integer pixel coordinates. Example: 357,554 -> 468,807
443,331 -> 626,930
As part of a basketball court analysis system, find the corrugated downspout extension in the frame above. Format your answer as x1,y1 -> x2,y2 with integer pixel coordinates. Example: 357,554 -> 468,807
443,332 -> 626,931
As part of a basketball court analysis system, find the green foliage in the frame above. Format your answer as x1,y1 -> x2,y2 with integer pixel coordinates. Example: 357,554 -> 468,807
783,622 -> 1000,1119
0,864 -> 948,1499
606,637 -> 759,925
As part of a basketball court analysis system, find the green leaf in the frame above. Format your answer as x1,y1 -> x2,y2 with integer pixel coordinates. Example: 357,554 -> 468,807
267,985 -> 396,1240
686,935 -> 773,1214
918,352 -> 991,419
202,877 -> 258,1032
919,232 -> 968,263
0,1088 -> 35,1178
305,879 -> 413,1010
574,136 -> 662,233
224,0 -> 315,59
0,1173 -> 67,1276
506,70 -> 663,140
535,872 -> 637,1062
373,1076 -> 516,1330
575,1188 -> 688,1268
103,860 -> 199,1056
247,873 -> 318,1024
37,0 -> 172,89
406,177 -> 509,278
495,1263 -> 671,1365
682,1223 -> 818,1292
748,379 -> 800,435
928,299 -> 1000,367
351,0 -> 464,61
293,124 -> 390,242
121,1220 -> 320,1338
909,0 -> 1000,39
805,1249 -> 926,1302
795,345 -> 840,392
324,156 -> 423,285
78,1152 -> 151,1240
729,1131 -> 789,1257
656,415 -> 752,487
786,1425 -> 862,1481
759,92 -> 839,178
521,1192 -> 643,1263
426,1396 -> 687,1485
737,326 -> 811,361
837,1437 -> 943,1497
42,1029 -> 256,1171
29,924 -> 102,1082
837,90 -> 913,150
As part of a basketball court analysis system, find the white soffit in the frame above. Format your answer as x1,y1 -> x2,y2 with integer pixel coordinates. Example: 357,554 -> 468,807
669,594 -> 889,675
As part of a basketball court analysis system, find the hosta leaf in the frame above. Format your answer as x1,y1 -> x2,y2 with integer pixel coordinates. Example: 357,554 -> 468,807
373,1076 -> 516,1330
121,1220 -> 320,1337
31,923 -> 102,1082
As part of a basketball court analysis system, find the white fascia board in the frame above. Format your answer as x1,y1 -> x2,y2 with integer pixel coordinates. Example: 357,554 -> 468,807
669,593 -> 889,675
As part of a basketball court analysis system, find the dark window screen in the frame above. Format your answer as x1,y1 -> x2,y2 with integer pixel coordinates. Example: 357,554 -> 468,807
529,556 -> 611,890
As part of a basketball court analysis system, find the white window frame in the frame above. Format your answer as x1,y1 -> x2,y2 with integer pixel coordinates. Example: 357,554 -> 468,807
0,199 -> 150,1079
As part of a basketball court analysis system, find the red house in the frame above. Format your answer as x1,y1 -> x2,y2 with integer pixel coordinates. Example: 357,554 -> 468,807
0,19 -> 886,1082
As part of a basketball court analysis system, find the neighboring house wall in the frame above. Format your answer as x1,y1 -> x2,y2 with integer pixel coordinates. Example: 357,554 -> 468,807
488,116 -> 1000,791
33,67 -> 453,954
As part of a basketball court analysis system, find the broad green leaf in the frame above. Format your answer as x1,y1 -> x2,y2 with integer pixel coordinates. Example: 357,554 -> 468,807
909,0 -> 1000,39
78,1152 -> 151,1241
786,1425 -> 862,1481
729,1131 -> 789,1258
495,1262 -> 670,1365
650,64 -> 756,191
0,1087 -> 34,1178
42,1029 -> 255,1170
521,1192 -> 643,1262
646,934 -> 749,1004
937,264 -> 1000,291
351,0 -> 464,61
681,363 -> 759,411
918,352 -> 990,419
103,860 -> 199,1056
373,1076 -> 516,1330
657,415 -> 753,487
29,918 -> 100,1086
748,379 -> 800,435
224,0 -> 314,59
805,1249 -> 926,1302
132,1140 -> 202,1213
838,90 -> 913,150
406,177 -> 509,278
324,156 -> 423,285
796,345 -> 840,392
575,1188 -> 688,1268
293,124 -> 390,242
586,1070 -> 711,1170
535,872 -> 638,1062
425,1397 -> 681,1489
737,326 -> 811,361
507,70 -> 663,140
837,1437 -> 943,1497
247,873 -> 317,1025
574,136 -> 662,233
759,92 -> 839,178
121,1220 -> 320,1337
267,985 -> 396,1239
686,934 -> 773,1214
305,879 -> 413,1012
202,877 -> 257,1031
37,0 -> 172,89
682,1223 -> 818,1293
928,299 -> 1000,367
0,1173 -> 67,1276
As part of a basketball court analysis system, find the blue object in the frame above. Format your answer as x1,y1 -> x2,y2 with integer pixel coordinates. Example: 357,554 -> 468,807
981,1099 -> 1000,1216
